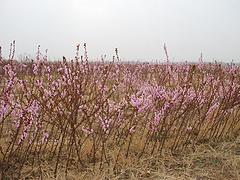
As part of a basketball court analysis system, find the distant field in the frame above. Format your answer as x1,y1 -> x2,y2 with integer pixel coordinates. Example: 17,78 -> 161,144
0,54 -> 240,179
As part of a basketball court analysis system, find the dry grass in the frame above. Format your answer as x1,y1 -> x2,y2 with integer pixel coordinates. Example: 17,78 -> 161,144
1,134 -> 240,180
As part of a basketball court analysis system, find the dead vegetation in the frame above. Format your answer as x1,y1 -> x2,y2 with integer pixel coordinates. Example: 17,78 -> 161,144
1,134 -> 240,180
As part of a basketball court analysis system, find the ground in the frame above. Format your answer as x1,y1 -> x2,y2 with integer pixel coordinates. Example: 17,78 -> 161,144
1,135 -> 239,179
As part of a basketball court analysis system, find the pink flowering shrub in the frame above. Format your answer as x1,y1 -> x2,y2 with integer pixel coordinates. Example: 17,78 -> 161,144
0,44 -> 240,177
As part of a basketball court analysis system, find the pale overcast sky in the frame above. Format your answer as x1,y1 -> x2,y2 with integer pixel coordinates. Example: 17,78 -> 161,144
0,0 -> 240,62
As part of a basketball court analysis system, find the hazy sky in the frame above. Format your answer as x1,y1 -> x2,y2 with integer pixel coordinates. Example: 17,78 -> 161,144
1,0 -> 240,62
